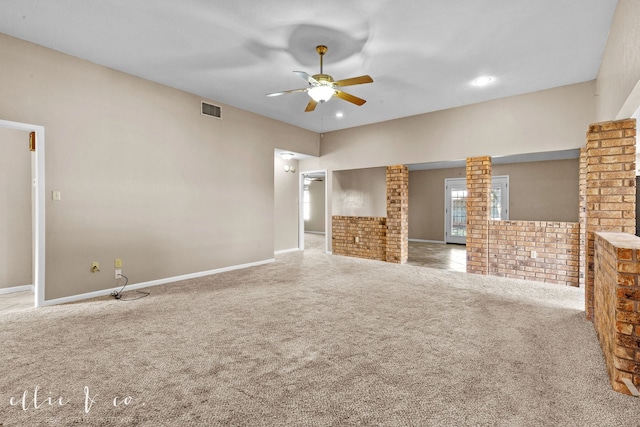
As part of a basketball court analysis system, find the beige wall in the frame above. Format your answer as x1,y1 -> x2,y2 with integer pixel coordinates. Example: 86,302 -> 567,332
274,156 -> 299,251
0,127 -> 32,289
305,180 -> 325,233
0,33 -> 318,300
333,167 -> 387,217
304,81 -> 594,173
493,159 -> 579,222
408,167 -> 466,241
596,0 -> 640,121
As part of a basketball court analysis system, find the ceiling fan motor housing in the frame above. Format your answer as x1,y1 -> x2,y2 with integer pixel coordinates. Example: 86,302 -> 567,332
312,74 -> 334,84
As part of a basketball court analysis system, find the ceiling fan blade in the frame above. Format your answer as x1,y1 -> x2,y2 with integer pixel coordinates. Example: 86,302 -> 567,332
294,71 -> 320,86
334,75 -> 373,87
305,99 -> 318,112
266,88 -> 308,97
334,90 -> 366,106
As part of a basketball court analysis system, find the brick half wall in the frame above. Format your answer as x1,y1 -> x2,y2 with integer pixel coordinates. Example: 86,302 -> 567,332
332,216 -> 387,261
489,220 -> 580,286
594,232 -> 640,395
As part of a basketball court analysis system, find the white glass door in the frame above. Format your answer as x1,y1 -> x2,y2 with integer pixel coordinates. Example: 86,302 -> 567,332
445,178 -> 467,244
444,176 -> 509,244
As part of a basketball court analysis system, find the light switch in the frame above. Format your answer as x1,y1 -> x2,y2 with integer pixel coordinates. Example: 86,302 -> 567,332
114,258 -> 122,268
52,191 -> 61,201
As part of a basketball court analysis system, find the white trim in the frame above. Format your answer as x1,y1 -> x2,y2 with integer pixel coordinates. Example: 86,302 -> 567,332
408,239 -> 445,244
41,258 -> 274,307
299,170 -> 329,254
0,119 -> 45,309
304,231 -> 326,235
274,248 -> 300,255
0,285 -> 34,295
445,177 -> 467,244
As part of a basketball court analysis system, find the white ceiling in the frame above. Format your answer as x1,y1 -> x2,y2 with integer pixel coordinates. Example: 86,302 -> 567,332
0,0 -> 618,133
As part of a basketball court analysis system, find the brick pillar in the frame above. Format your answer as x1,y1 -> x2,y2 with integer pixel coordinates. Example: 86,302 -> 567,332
386,165 -> 408,263
593,232 -> 640,395
584,119 -> 636,321
466,156 -> 492,275
579,147 -> 587,289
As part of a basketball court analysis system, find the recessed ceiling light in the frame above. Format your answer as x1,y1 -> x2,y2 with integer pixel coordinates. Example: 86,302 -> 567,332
336,112 -> 344,118
472,76 -> 494,86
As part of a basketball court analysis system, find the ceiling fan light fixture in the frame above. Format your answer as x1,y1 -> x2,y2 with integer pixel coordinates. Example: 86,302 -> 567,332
308,85 -> 335,102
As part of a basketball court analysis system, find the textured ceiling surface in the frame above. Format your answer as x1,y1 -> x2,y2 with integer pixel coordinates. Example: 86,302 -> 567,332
0,0 -> 618,133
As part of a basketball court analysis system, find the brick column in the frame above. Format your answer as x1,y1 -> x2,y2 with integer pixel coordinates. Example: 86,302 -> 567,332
585,119 -> 636,321
466,156 -> 492,275
386,165 -> 408,263
593,232 -> 640,395
579,147 -> 587,290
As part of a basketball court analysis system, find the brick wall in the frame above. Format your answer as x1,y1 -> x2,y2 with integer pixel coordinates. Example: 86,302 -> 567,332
332,216 -> 387,261
466,157 -> 492,275
593,232 -> 640,395
579,148 -> 587,289
585,119 -> 636,321
332,165 -> 408,264
488,220 -> 580,286
386,165 -> 409,263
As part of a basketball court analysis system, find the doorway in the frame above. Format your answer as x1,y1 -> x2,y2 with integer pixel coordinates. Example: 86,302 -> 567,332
299,170 -> 328,253
0,119 -> 45,308
444,178 -> 467,244
444,176 -> 509,244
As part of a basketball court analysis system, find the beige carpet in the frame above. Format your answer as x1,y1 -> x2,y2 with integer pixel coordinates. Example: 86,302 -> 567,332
0,238 -> 638,426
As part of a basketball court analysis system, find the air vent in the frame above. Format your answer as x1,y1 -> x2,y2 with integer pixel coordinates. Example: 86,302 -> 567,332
201,101 -> 221,119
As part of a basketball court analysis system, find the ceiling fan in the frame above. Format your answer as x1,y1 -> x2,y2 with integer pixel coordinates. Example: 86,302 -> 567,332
266,45 -> 373,112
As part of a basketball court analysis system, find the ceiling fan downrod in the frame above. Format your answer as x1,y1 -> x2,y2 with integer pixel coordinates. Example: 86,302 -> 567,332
316,45 -> 327,74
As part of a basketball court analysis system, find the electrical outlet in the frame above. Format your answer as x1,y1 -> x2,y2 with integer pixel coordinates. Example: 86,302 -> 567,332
115,269 -> 122,279
531,251 -> 537,259
91,262 -> 100,273
114,258 -> 122,268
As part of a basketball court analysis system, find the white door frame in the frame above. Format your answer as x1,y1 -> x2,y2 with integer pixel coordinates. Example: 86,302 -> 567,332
299,170 -> 328,253
0,119 -> 45,308
444,178 -> 467,244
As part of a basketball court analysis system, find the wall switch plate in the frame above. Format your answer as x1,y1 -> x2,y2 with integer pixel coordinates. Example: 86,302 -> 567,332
531,251 -> 537,259
91,262 -> 100,272
114,258 -> 122,268
115,269 -> 122,279
52,191 -> 61,201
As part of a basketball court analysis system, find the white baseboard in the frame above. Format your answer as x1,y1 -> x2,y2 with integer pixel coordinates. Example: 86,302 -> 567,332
0,284 -> 34,295
41,258 -> 275,307
408,239 -> 445,244
274,248 -> 300,255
